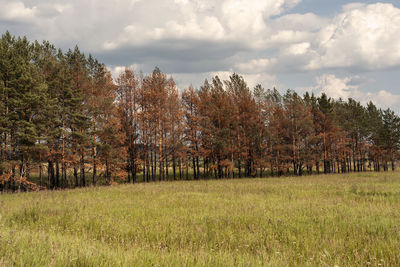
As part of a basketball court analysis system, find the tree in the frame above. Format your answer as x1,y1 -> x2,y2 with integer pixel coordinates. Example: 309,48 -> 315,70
182,86 -> 201,179
381,109 -> 400,171
225,74 -> 258,177
282,90 -> 314,176
2,31 -> 400,191
66,46 -> 91,187
97,72 -> 126,184
116,68 -> 140,183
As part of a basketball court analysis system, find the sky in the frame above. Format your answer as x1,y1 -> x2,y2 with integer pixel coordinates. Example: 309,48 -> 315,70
1,0 -> 400,112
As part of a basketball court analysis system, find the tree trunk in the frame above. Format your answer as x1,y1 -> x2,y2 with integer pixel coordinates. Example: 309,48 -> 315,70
131,159 -> 136,184
93,118 -> 97,186
62,163 -> 67,188
185,160 -> 189,180
56,160 -> 60,188
172,156 -> 176,180
93,154 -> 97,186
142,157 -> 146,183
105,158 -> 111,185
196,156 -> 200,180
179,159 -> 182,180
39,162 -> 43,186
62,119 -> 66,188
192,157 -> 197,180
238,160 -> 241,178
204,158 -> 207,179
165,153 -> 169,181
80,154 -> 85,187
127,157 -> 131,183
74,166 -> 78,187
48,160 -> 55,189
151,149 -> 155,181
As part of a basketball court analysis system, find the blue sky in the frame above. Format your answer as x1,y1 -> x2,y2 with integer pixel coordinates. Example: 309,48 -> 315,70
0,0 -> 399,112
291,0 -> 399,15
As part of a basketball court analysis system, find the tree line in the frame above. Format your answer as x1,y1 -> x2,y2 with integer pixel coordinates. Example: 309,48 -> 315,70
1,32 -> 399,191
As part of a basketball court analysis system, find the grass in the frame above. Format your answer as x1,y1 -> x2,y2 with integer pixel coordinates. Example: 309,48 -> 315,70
0,172 -> 400,266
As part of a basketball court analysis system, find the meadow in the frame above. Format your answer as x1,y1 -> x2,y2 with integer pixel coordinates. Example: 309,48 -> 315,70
0,172 -> 399,266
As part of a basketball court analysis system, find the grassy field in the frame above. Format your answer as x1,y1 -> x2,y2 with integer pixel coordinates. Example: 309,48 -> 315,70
0,172 -> 399,266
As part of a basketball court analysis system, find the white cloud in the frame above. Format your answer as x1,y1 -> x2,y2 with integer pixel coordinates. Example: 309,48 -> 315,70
236,3 -> 400,75
102,0 -> 303,50
268,30 -> 313,45
312,74 -> 360,100
1,0 -> 399,113
366,90 -> 400,112
308,3 -> 400,70
236,58 -> 278,73
307,74 -> 400,112
221,0 -> 271,34
108,64 -> 142,79
3,1 -> 400,74
284,42 -> 311,55
0,1 -> 37,23
272,13 -> 328,32
171,71 -> 277,91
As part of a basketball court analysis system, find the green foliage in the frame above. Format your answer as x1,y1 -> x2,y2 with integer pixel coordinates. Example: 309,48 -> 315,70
1,31 -> 400,190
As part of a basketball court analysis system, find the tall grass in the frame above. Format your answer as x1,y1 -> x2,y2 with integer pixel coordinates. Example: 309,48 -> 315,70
0,172 -> 399,266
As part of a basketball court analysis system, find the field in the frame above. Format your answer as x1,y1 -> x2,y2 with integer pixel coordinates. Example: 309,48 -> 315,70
0,172 -> 400,266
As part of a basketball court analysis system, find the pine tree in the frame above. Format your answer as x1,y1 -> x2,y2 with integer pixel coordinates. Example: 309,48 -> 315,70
381,109 -> 400,171
116,68 -> 140,183
283,90 -> 314,176
66,46 -> 91,187
182,86 -> 201,179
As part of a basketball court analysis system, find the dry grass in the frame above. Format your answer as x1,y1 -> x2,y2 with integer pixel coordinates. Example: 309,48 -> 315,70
0,172 -> 399,266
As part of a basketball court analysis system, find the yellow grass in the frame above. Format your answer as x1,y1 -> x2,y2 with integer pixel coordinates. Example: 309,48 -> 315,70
0,171 -> 399,266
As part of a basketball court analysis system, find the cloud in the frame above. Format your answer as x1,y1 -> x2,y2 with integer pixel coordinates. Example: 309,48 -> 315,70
160,71 -> 278,92
308,3 -> 400,70
0,1 -> 72,26
102,15 -> 226,50
236,58 -> 277,73
272,12 -> 328,32
1,0 -> 399,113
108,64 -> 143,79
103,0 -> 303,51
0,1 -> 37,23
311,74 -> 360,100
220,0 -> 298,34
0,0 -> 148,49
237,3 -> 400,74
306,74 -> 400,112
2,1 -> 400,74
366,90 -> 400,113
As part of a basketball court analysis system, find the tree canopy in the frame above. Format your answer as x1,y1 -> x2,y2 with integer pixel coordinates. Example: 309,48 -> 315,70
1,32 -> 399,191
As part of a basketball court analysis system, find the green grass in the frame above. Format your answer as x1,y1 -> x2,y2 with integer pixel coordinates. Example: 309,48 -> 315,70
1,172 -> 400,266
